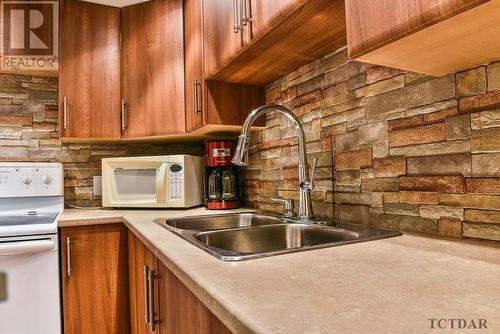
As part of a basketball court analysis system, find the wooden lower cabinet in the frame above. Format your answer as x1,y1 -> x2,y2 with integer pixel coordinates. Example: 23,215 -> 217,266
60,224 -> 130,334
128,231 -> 232,334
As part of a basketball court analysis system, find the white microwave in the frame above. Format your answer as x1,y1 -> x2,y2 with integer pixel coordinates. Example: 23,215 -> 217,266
102,155 -> 204,208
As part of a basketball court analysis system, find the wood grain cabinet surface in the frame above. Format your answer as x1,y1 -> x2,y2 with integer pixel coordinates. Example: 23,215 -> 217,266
121,0 -> 185,138
128,231 -> 232,334
59,0 -> 121,140
60,224 -> 130,334
346,0 -> 500,75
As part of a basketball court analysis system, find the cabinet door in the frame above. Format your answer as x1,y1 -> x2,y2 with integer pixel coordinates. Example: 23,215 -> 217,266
60,224 -> 130,334
121,0 -> 185,138
128,231 -> 160,334
184,0 -> 205,132
203,0 -> 246,76
157,260 -> 231,334
59,0 -> 121,139
248,0 -> 302,39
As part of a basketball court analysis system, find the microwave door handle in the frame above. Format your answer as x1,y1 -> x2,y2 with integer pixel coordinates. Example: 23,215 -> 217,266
156,164 -> 168,203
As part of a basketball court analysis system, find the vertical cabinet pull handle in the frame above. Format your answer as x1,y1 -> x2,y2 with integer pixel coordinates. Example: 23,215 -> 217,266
143,266 -> 150,325
63,96 -> 68,130
240,0 -> 250,26
193,79 -> 200,116
147,269 -> 160,331
66,237 -> 72,276
121,99 -> 127,131
232,0 -> 241,33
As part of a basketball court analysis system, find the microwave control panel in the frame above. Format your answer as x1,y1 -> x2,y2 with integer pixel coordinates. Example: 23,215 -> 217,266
168,164 -> 183,200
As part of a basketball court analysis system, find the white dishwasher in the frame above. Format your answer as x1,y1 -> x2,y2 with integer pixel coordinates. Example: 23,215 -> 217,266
0,163 -> 64,334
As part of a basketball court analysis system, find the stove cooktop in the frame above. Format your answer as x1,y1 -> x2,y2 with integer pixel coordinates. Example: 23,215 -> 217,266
0,213 -> 58,227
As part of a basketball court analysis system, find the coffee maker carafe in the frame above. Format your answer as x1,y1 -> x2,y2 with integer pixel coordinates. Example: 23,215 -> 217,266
204,141 -> 241,209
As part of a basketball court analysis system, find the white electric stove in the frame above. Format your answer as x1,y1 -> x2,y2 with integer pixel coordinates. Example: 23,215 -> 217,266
0,162 -> 64,334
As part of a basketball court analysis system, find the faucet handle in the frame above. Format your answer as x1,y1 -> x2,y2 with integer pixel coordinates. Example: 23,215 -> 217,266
271,198 -> 294,218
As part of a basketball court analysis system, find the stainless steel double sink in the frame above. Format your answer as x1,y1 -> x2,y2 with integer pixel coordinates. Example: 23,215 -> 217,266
155,212 -> 402,261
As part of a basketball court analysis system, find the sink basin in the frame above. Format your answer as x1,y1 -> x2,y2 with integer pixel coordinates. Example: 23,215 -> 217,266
158,212 -> 282,231
156,212 -> 402,261
196,224 -> 359,254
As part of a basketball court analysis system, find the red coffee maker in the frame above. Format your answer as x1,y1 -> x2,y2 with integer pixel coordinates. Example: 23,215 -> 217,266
204,140 -> 241,209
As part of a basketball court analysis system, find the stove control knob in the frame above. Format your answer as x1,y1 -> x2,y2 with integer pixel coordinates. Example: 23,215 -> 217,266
22,175 -> 32,185
41,174 -> 52,185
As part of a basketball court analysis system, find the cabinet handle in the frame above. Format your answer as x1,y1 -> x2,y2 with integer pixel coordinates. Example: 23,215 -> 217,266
63,96 -> 68,130
66,237 -> 72,276
232,0 -> 242,33
143,266 -> 150,325
121,99 -> 127,131
193,79 -> 200,116
148,269 -> 160,331
240,0 -> 251,26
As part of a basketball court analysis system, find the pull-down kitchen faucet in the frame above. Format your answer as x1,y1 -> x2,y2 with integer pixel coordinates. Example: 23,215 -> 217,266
232,103 -> 325,224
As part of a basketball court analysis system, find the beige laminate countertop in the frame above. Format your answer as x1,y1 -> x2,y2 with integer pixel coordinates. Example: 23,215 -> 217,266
59,208 -> 500,334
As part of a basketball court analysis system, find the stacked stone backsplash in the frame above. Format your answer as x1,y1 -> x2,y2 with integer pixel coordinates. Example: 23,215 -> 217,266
243,47 -> 500,242
0,74 -> 202,207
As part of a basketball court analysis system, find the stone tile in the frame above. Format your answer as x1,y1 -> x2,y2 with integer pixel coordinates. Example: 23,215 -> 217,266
456,67 -> 486,97
439,194 -> 500,210
462,222 -> 500,241
335,148 -> 372,171
384,203 -> 419,216
446,114 -> 471,140
406,100 -> 457,117
399,175 -> 466,193
470,109 -> 500,130
466,177 -> 500,194
322,99 -> 364,117
366,75 -> 455,118
297,75 -> 324,96
487,61 -> 500,92
358,122 -> 387,144
372,142 -> 389,159
419,205 -> 464,220
472,153 -> 500,177
322,108 -> 365,128
334,192 -> 371,206
323,49 -> 349,72
382,192 -> 400,203
373,157 -> 406,177
407,154 -> 471,177
324,62 -> 365,86
335,204 -> 370,225
459,90 -> 500,113
355,75 -> 405,98
388,123 -> 446,148
0,146 -> 28,158
361,177 -> 399,192
322,82 -> 348,98
399,191 -> 439,205
0,115 -> 32,126
465,209 -> 500,223
371,213 -> 438,234
335,170 -> 361,186
335,131 -> 359,152
347,74 -> 366,91
470,128 -> 500,153
438,218 -> 462,238
390,140 -> 470,157
366,66 -> 405,84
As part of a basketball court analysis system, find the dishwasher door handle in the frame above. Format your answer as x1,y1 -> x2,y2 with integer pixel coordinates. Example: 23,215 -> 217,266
0,239 -> 55,256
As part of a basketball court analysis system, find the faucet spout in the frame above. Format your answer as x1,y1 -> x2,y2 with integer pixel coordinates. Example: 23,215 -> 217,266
232,103 -> 315,220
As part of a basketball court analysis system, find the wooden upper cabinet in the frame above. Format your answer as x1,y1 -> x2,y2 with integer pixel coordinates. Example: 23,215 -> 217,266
247,0 -> 303,39
59,0 -> 121,139
121,0 -> 185,138
184,0 -> 205,133
203,0 -> 246,77
60,224 -> 130,334
346,0 -> 500,76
